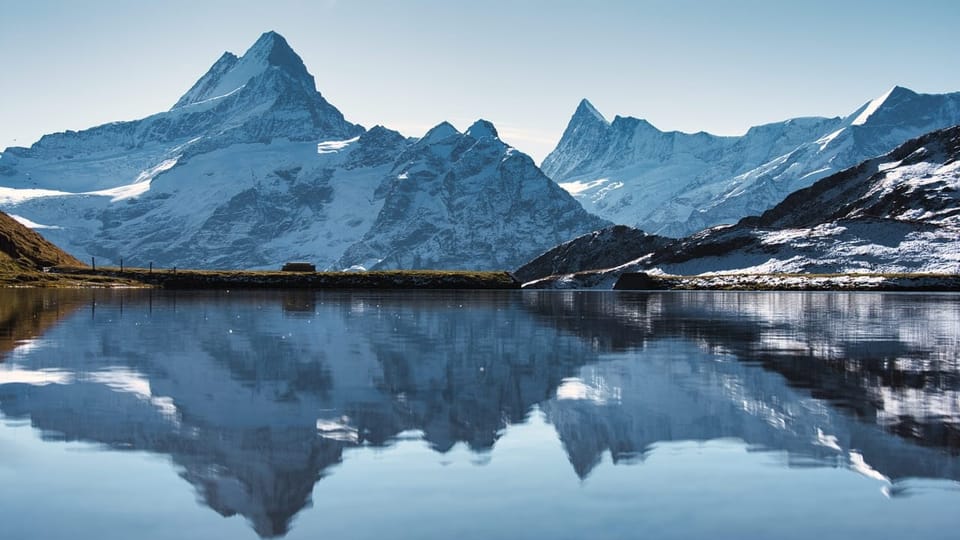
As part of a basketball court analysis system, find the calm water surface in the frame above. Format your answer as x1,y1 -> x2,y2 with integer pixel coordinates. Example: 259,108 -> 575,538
1,289 -> 958,539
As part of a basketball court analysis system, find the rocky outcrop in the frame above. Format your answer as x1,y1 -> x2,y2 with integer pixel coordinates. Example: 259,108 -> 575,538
514,225 -> 668,283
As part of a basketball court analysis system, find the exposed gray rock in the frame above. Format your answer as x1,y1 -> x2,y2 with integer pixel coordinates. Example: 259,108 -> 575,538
514,225 -> 668,283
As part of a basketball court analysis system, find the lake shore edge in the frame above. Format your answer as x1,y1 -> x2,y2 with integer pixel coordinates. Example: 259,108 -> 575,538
522,271 -> 960,291
612,271 -> 960,291
0,266 -> 522,289
2,267 -> 959,291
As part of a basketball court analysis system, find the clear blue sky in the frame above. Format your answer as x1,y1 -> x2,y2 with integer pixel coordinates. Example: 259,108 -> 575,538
2,0 -> 959,162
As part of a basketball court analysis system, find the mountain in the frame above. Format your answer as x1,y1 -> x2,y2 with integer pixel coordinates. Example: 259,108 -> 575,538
0,32 -> 362,194
527,124 -> 960,286
338,120 -> 608,270
544,87 -> 960,236
0,210 -> 82,271
513,225 -> 669,283
0,32 -> 604,270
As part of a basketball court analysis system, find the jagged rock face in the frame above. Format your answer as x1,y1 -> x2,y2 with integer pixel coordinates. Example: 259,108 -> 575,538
540,99 -> 616,181
171,32 -> 362,151
544,87 -> 960,237
337,121 -> 610,271
0,33 -> 605,270
532,125 -> 960,285
513,225 -> 669,283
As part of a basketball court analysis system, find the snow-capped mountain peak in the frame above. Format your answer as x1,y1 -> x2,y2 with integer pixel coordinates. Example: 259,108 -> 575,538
172,30 -> 313,110
0,31 -> 362,198
539,99 -> 617,181
573,98 -> 608,125
465,119 -> 498,140
420,121 -> 460,144
848,85 -> 917,126
247,31 -> 308,71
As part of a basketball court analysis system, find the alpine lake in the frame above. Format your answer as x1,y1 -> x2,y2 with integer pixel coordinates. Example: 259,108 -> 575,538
1,288 -> 958,539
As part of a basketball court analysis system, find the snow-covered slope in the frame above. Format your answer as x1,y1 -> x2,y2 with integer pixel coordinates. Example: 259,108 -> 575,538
0,32 -> 604,270
532,125 -> 960,284
544,87 -> 960,236
643,125 -> 960,275
1,130 -> 402,269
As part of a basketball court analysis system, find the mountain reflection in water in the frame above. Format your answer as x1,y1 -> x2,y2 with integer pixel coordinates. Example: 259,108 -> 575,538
0,289 -> 958,538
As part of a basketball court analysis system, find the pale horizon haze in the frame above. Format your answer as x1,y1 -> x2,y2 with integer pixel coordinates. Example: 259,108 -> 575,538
2,0 -> 959,163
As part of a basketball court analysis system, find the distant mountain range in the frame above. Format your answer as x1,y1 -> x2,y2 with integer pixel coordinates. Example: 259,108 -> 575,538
0,32 -> 605,270
543,87 -> 960,237
523,125 -> 960,285
0,30 -> 957,275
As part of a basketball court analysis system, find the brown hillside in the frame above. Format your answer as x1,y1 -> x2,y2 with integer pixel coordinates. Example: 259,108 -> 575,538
0,211 -> 84,271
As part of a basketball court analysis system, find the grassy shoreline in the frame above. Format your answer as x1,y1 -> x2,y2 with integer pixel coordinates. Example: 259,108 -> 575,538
2,266 -> 959,291
13,266 -> 522,290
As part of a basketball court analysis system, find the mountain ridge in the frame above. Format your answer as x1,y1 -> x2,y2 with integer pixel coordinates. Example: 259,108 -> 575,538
544,86 -> 960,237
0,32 -> 606,271
524,124 -> 960,287
337,120 -> 608,270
